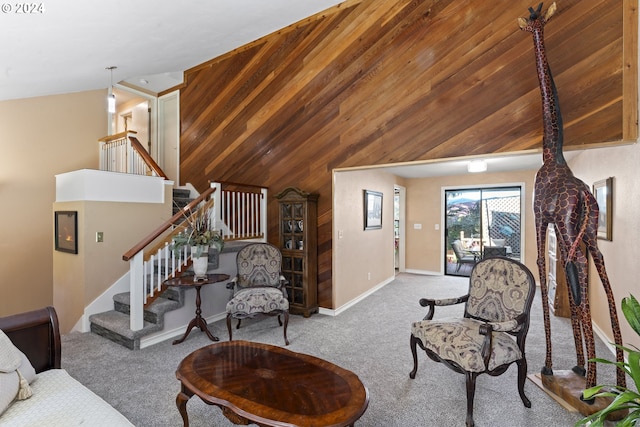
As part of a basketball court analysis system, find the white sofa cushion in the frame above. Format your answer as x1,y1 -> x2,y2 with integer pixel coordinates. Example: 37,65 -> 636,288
0,369 -> 133,426
0,330 -> 36,416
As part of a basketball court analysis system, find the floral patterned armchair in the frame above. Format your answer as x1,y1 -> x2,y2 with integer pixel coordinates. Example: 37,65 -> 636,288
409,256 -> 535,427
226,243 -> 290,345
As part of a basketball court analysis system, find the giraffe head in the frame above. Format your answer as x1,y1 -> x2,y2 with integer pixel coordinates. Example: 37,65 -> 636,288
518,2 -> 557,32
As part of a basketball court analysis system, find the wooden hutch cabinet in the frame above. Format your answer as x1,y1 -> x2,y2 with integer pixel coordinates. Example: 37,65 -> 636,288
276,187 -> 318,317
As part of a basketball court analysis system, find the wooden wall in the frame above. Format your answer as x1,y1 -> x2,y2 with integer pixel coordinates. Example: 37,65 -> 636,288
179,0 -> 636,309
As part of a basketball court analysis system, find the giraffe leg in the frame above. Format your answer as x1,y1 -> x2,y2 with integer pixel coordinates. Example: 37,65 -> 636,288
555,221 -> 586,382
563,273 -> 586,377
535,219 -> 553,376
587,241 -> 626,389
572,248 -> 598,392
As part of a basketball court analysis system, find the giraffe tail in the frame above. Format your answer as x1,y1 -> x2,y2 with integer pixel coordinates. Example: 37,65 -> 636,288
565,193 -> 591,306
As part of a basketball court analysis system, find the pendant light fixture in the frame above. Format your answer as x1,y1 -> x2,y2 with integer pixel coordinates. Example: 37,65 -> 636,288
106,66 -> 117,113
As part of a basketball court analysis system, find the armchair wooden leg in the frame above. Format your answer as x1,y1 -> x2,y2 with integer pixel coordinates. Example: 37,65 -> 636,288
409,335 -> 419,379
236,319 -> 242,330
465,372 -> 477,427
282,311 -> 290,346
517,359 -> 531,407
277,314 -> 283,326
226,314 -> 233,341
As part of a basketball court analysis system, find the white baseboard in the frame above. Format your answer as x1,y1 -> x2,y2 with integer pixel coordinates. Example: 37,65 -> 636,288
591,320 -> 616,357
319,275 -> 396,317
404,269 -> 442,276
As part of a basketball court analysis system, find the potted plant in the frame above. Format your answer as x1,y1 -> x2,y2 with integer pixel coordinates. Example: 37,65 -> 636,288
173,206 -> 224,276
575,294 -> 640,426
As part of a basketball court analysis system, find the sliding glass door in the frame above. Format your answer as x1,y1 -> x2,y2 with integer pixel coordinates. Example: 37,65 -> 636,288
445,186 -> 522,276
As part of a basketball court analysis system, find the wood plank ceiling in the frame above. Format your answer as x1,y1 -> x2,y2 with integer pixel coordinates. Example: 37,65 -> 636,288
179,0 -> 636,308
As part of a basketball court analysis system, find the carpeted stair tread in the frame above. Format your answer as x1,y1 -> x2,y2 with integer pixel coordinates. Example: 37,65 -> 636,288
113,292 -> 182,314
112,291 -> 183,325
89,310 -> 162,350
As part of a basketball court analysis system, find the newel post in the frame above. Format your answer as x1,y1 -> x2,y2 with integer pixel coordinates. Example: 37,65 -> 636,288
129,251 -> 144,331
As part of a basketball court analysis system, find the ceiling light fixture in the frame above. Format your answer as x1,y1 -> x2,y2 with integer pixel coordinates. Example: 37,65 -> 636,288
467,159 -> 487,173
106,66 -> 117,113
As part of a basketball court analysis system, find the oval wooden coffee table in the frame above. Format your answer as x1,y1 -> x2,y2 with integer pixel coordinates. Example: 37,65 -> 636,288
176,340 -> 369,427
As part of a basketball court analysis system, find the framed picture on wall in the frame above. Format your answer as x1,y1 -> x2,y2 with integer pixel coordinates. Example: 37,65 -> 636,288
363,190 -> 383,230
593,177 -> 613,241
55,211 -> 78,254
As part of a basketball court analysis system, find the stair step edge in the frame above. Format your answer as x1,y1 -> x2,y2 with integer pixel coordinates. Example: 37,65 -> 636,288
89,310 -> 161,340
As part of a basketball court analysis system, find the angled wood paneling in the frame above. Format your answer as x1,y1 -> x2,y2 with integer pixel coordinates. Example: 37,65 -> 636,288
180,0 -> 636,308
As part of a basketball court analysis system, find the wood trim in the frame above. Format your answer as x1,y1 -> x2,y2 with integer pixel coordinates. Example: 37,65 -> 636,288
623,0 -> 639,140
98,130 -> 137,143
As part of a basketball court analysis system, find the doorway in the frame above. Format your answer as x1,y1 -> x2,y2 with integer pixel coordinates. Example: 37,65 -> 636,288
394,185 -> 406,273
444,186 -> 522,276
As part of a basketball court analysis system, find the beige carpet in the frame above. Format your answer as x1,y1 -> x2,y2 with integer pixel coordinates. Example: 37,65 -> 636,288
61,273 -> 618,426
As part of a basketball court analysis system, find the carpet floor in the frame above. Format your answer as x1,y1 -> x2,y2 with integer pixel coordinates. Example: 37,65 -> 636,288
61,273 -> 619,426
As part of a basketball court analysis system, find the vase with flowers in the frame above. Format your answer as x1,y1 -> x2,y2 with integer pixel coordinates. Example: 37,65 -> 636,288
173,206 -> 224,278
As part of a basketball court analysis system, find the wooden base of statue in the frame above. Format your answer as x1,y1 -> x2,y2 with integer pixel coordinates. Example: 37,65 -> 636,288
528,371 -> 626,421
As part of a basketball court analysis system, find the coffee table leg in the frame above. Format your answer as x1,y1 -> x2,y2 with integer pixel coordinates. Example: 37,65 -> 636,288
176,386 -> 193,427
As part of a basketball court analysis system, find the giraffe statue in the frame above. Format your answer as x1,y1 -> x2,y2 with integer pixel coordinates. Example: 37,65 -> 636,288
518,3 -> 625,392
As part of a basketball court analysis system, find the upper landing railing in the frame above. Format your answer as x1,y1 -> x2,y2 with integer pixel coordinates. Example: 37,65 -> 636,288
99,131 -> 167,178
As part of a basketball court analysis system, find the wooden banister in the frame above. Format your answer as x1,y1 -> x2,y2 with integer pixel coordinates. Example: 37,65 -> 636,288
215,180 -> 269,192
99,130 -> 136,143
122,186 -> 216,261
129,136 -> 168,179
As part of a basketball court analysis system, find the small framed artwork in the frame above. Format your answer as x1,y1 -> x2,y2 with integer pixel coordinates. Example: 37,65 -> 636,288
55,211 -> 78,254
363,190 -> 383,230
593,177 -> 613,241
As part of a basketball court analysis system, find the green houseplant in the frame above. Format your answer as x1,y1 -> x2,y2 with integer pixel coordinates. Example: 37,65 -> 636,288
173,206 -> 224,257
575,294 -> 640,426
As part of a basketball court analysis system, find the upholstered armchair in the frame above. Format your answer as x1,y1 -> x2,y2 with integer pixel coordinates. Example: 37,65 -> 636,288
409,257 -> 536,427
226,243 -> 290,345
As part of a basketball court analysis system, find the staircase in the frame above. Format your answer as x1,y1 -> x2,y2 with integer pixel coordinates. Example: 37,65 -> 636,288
88,246 -> 224,349
88,188 -> 201,350
172,188 -> 193,215
84,182 -> 267,350
89,287 -> 184,350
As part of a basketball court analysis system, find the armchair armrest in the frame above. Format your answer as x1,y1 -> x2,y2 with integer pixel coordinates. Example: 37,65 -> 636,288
478,313 -> 527,368
278,274 -> 289,299
226,277 -> 238,299
418,294 -> 469,320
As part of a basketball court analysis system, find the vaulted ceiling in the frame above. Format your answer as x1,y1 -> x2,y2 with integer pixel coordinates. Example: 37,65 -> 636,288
0,0 -> 343,101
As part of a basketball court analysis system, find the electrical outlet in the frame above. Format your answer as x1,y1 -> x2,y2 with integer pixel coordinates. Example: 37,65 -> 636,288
96,232 -> 104,243
367,272 -> 371,280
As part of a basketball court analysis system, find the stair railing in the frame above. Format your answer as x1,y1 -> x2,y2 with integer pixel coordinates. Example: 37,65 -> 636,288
99,131 -> 168,179
122,185 -> 216,331
121,182 -> 268,331
212,181 -> 267,241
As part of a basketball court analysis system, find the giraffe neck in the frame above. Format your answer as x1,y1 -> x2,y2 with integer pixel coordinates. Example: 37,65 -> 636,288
532,27 -> 566,166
